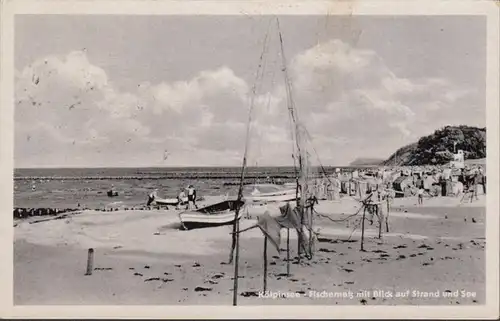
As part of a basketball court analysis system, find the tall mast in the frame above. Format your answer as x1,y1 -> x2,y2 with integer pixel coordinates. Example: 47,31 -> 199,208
277,18 -> 308,258
228,19 -> 272,306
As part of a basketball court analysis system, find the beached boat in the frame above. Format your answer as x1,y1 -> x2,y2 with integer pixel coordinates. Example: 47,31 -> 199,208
107,190 -> 119,197
153,196 -> 188,206
244,184 -> 299,203
179,199 -> 245,230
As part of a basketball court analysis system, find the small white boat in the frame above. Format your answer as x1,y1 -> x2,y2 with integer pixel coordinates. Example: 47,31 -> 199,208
244,184 -> 299,203
179,200 -> 244,230
154,196 -> 188,206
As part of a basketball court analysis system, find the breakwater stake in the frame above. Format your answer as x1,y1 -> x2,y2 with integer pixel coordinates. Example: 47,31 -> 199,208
85,248 -> 94,276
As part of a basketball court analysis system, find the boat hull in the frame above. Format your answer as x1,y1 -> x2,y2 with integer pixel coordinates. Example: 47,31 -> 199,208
245,188 -> 299,203
180,211 -> 243,230
179,200 -> 244,230
154,197 -> 188,206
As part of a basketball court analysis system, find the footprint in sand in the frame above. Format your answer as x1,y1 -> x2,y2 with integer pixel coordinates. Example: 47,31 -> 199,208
240,291 -> 259,297
194,286 -> 212,292
342,268 -> 354,273
146,277 -> 173,283
211,273 -> 225,279
396,255 -> 406,260
205,280 -> 218,285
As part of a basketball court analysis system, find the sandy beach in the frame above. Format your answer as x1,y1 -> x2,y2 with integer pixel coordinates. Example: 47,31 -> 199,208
14,194 -> 486,306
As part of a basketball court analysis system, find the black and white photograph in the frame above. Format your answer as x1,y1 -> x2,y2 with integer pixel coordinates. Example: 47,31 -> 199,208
1,0 -> 499,318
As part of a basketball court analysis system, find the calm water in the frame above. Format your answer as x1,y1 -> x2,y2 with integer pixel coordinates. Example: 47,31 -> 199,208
14,166 -> 354,209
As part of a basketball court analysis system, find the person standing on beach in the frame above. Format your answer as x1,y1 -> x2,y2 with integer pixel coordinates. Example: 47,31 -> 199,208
480,167 -> 486,194
187,185 -> 198,210
147,189 -> 158,206
176,188 -> 186,210
417,187 -> 424,205
472,170 -> 480,200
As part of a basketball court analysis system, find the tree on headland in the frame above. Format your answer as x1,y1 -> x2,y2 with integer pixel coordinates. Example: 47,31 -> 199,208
382,125 -> 486,166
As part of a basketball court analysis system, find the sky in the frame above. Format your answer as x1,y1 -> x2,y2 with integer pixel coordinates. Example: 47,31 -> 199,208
14,15 -> 486,168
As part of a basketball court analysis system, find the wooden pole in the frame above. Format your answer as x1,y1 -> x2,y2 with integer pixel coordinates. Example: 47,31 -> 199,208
296,181 -> 302,263
232,221 -> 240,306
286,228 -> 290,276
360,206 -> 366,251
85,248 -> 94,276
377,205 -> 382,239
263,236 -> 268,292
386,197 -> 390,233
309,206 -> 314,258
297,213 -> 302,264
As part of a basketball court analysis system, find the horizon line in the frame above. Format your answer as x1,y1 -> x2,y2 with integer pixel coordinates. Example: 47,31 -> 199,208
14,164 -> 361,170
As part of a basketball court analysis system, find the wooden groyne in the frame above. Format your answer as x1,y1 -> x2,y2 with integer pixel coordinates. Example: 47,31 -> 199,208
13,207 -> 81,219
13,171 -> 335,182
13,204 -> 182,220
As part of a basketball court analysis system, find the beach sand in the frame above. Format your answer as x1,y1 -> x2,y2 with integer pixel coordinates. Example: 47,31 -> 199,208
14,195 -> 486,305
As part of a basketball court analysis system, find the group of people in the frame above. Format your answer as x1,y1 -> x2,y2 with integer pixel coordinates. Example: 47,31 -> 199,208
176,185 -> 198,210
147,185 -> 198,210
415,166 -> 486,205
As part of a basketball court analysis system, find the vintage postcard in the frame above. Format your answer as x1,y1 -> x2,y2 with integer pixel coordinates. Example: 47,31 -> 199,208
0,0 -> 499,319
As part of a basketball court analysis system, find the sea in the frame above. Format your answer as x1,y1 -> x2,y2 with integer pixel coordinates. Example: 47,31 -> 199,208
14,166 -> 353,209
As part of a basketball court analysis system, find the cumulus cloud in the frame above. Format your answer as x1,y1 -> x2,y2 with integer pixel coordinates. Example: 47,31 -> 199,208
282,39 -> 482,163
15,39 -> 483,167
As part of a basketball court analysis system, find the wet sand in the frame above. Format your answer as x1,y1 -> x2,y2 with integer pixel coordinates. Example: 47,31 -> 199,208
14,195 -> 486,305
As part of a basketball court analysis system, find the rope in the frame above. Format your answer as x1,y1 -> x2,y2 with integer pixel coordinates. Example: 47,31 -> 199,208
229,18 -> 273,265
313,207 -> 362,223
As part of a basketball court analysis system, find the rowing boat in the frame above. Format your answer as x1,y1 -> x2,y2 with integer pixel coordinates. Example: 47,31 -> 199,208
244,184 -> 298,203
179,199 -> 244,230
